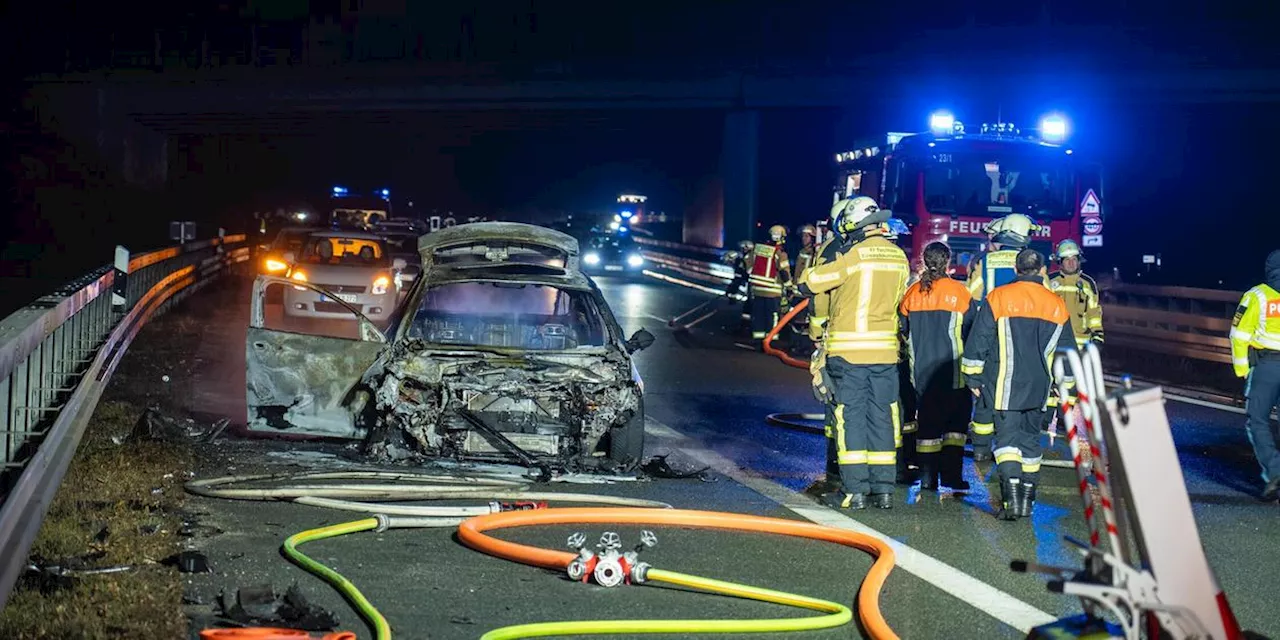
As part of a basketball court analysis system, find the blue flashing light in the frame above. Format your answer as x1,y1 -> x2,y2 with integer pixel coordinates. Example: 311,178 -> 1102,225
332,186 -> 348,195
620,210 -> 633,219
1039,115 -> 1068,142
380,188 -> 390,198
618,226 -> 629,234
929,111 -> 955,136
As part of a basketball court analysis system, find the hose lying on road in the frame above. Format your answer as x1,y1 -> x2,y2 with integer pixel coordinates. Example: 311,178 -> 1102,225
765,412 -> 826,434
192,472 -> 901,640
186,470 -> 670,521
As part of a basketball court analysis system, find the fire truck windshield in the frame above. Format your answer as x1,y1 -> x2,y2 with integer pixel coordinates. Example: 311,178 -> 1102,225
920,149 -> 1073,219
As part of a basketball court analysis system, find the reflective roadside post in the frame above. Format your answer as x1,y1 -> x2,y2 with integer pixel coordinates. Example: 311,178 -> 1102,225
112,246 -> 129,313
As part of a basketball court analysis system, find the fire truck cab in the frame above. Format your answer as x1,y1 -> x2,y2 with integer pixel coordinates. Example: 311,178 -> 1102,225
833,113 -> 1103,275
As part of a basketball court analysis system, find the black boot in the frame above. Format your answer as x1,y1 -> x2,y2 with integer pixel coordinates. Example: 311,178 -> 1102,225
1015,482 -> 1036,518
821,491 -> 867,510
997,477 -> 1021,521
917,456 -> 940,492
939,447 -> 970,492
870,493 -> 894,509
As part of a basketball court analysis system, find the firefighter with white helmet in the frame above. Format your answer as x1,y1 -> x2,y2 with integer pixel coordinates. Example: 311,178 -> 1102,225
964,213 -> 1045,461
747,224 -> 792,345
1049,239 -> 1104,348
798,196 -> 911,510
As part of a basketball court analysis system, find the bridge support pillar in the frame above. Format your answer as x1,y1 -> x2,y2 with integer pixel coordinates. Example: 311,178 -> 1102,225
720,109 -> 759,248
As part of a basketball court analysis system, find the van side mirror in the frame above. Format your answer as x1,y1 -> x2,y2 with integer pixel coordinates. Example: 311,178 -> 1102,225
625,328 -> 655,353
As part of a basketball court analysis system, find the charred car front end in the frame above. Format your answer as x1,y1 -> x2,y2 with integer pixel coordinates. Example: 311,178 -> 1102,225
246,222 -> 652,473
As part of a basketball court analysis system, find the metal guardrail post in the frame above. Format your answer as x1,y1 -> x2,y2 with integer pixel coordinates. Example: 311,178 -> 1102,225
111,245 -> 129,312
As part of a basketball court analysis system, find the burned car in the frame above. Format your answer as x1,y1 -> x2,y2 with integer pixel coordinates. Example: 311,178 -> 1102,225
246,222 -> 654,474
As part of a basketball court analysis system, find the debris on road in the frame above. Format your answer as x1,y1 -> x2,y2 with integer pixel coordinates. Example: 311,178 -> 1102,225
640,454 -> 712,481
162,550 -> 211,573
217,584 -> 340,631
132,404 -> 223,441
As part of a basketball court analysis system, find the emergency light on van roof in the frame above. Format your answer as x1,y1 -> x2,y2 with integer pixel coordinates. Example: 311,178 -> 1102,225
1039,115 -> 1068,142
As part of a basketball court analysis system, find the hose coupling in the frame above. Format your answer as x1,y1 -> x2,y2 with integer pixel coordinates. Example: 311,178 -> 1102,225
373,513 -> 391,533
500,500 -> 547,512
630,562 -> 652,584
592,555 -> 626,588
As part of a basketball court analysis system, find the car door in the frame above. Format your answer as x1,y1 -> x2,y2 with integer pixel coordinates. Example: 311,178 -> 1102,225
246,275 -> 387,439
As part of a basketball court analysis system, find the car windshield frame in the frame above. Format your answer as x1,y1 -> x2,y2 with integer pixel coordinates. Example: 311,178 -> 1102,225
919,147 -> 1074,219
428,241 -> 569,270
297,235 -> 391,267
400,279 -> 613,352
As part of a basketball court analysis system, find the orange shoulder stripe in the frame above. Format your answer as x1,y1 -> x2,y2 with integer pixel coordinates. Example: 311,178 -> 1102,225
900,278 -> 971,315
986,281 -> 1068,323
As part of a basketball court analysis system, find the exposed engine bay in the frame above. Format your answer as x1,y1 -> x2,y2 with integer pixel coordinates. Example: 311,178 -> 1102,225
363,339 -> 642,472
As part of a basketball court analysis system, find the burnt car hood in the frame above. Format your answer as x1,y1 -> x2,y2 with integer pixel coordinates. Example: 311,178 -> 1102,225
365,343 -> 640,465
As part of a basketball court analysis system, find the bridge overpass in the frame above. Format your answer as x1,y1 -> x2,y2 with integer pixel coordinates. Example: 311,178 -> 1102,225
20,19 -> 1280,250
0,231 -> 1273,638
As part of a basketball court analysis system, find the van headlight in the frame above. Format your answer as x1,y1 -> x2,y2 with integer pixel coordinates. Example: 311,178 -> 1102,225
626,254 -> 644,268
584,252 -> 602,266
372,274 -> 390,295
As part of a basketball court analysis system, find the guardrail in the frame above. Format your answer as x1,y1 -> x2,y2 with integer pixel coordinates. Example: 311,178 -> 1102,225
635,238 -> 1244,365
0,233 -> 250,608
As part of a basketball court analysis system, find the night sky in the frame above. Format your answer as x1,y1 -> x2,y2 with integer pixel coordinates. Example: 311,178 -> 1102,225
3,2 -> 1279,290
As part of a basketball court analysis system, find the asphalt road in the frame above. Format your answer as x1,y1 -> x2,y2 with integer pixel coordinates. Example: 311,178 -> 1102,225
137,274 -> 1277,639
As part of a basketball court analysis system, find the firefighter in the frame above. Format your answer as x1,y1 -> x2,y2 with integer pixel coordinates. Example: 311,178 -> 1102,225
962,249 -> 1076,521
1049,239 -> 1104,348
748,225 -> 792,345
900,242 -> 976,492
722,240 -> 755,333
795,225 -> 819,275
965,213 -> 1041,461
804,212 -> 847,495
798,196 -> 910,510
1229,249 -> 1280,501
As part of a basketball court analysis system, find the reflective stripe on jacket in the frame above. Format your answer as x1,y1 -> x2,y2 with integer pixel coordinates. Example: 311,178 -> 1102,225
1230,284 -> 1280,377
800,231 -> 909,364
804,237 -> 842,340
748,243 -> 790,298
1049,271 -> 1104,346
899,276 -> 976,392
961,276 -> 1077,411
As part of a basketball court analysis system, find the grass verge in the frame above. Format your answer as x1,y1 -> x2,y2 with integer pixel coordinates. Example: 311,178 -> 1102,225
0,400 -> 193,640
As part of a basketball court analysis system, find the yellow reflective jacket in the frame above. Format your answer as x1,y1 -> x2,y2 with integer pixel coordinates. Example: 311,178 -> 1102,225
1230,284 -> 1280,377
1049,271 -> 1104,346
799,231 -> 910,364
803,237 -> 840,341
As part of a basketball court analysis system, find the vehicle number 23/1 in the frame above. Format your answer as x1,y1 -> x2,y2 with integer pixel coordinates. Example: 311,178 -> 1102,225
932,153 -> 953,163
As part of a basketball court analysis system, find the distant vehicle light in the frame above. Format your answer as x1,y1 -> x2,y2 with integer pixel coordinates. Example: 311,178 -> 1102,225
1039,115 -> 1068,142
332,186 -> 348,195
620,210 -> 633,219
372,274 -> 390,295
609,221 -> 621,230
381,189 -> 390,198
929,111 -> 955,136
626,254 -> 644,268
613,214 -> 622,223
618,226 -> 629,233
294,212 -> 308,221
264,259 -> 289,273
584,252 -> 602,266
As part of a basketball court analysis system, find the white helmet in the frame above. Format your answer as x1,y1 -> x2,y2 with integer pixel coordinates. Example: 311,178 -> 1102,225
830,196 -> 889,234
1054,239 -> 1082,261
986,213 -> 1037,248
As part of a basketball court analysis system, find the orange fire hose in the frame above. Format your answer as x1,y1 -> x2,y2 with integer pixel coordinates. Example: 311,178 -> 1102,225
457,507 -> 899,640
762,298 -> 810,369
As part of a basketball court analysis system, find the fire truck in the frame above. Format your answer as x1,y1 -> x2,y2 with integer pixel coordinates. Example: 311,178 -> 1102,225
833,112 -> 1104,275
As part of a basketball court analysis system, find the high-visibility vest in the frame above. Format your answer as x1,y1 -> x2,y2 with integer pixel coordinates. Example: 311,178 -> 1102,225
749,244 -> 784,294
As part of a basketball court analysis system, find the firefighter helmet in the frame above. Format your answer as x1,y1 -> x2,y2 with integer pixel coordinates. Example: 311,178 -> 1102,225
769,225 -> 787,242
1054,239 -> 1082,261
986,213 -> 1037,248
738,239 -> 755,253
799,224 -> 817,238
831,196 -> 889,234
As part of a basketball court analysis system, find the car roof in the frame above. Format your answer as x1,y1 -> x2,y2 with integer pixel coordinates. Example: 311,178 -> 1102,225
305,230 -> 387,241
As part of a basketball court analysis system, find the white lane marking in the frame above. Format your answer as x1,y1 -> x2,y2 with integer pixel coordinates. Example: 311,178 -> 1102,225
644,418 -> 1058,634
640,314 -> 669,325
732,342 -> 756,351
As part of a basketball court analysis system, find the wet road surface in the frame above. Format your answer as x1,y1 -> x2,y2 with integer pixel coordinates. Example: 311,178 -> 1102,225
139,274 -> 1277,638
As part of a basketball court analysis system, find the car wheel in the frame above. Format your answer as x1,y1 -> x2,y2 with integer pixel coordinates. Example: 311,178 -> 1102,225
608,396 -> 646,471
